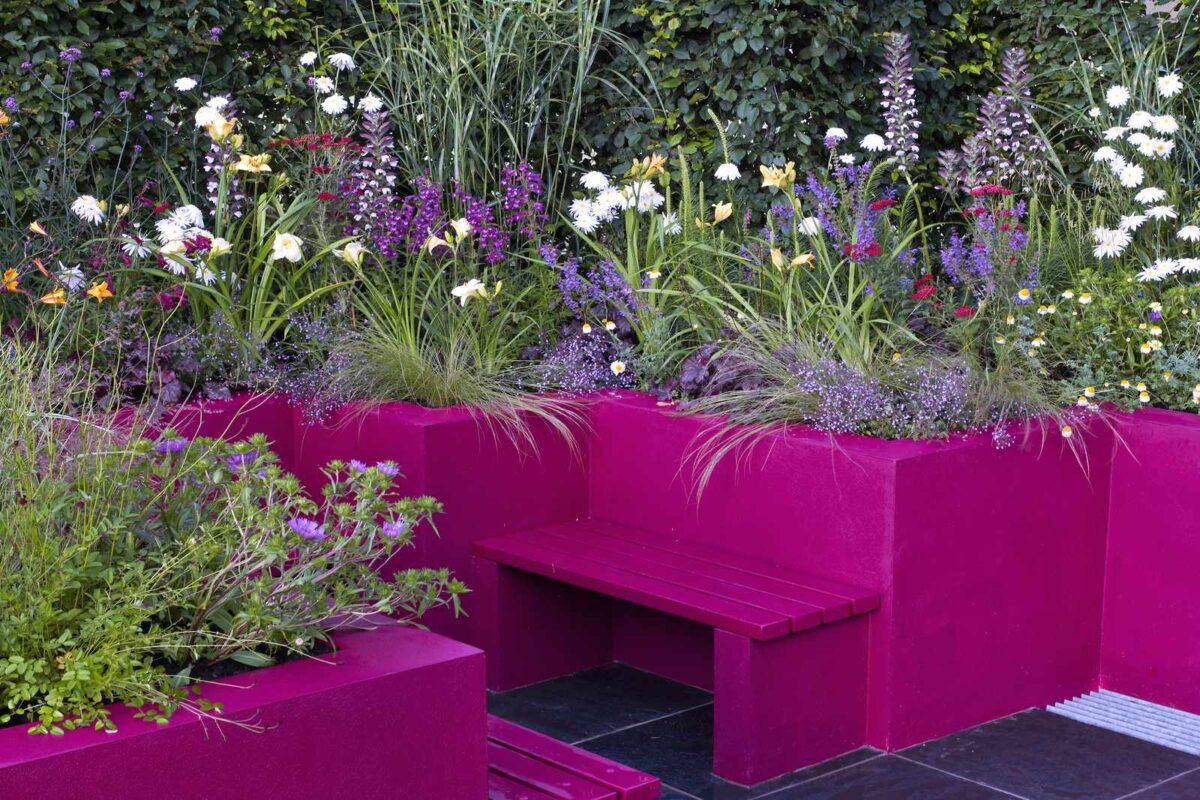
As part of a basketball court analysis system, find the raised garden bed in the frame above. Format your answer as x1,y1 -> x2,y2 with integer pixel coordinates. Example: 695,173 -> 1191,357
0,625 -> 486,800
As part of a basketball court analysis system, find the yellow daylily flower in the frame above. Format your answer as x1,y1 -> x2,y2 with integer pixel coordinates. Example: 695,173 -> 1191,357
0,110 -> 9,126
86,281 -> 114,303
234,153 -> 272,173
760,162 -> 797,190
28,221 -> 48,237
40,288 -> 66,305
629,154 -> 667,179
791,252 -> 815,268
2,268 -> 18,292
712,202 -> 733,224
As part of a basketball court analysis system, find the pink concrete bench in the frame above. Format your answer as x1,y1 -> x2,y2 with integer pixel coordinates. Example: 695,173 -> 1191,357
488,715 -> 661,799
473,519 -> 879,786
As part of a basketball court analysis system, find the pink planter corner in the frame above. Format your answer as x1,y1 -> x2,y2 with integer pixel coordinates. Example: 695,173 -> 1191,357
0,625 -> 486,800
1101,408 -> 1200,714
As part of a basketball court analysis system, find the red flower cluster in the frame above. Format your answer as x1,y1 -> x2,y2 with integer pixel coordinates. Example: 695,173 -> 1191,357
954,306 -> 977,318
968,184 -> 1013,197
869,198 -> 897,212
840,241 -> 883,260
269,133 -> 355,152
910,273 -> 936,300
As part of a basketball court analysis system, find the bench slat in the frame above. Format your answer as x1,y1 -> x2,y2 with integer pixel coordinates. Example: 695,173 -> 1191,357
509,528 -> 825,632
488,742 -> 618,800
488,716 -> 661,800
591,521 -> 880,615
474,536 -> 792,640
568,521 -> 855,625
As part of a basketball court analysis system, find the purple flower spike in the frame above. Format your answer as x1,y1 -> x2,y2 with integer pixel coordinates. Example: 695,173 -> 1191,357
226,449 -> 259,470
381,520 -> 410,538
288,517 -> 326,540
375,461 -> 400,478
154,437 -> 189,454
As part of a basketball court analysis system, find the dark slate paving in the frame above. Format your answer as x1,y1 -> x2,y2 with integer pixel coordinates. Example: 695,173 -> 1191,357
1125,768 -> 1200,798
487,663 -> 711,743
900,709 -> 1200,800
765,755 -> 1013,799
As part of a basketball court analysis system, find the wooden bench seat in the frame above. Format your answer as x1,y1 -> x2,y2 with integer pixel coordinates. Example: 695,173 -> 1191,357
473,518 -> 880,786
473,519 -> 878,641
487,715 -> 660,800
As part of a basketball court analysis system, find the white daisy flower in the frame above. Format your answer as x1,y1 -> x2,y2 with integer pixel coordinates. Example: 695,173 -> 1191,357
321,94 -> 348,115
1118,162 -> 1145,188
1127,131 -> 1150,147
1088,107 -> 1102,118
174,77 -> 198,92
169,205 -> 205,229
328,53 -> 356,72
121,238 -> 150,259
1158,73 -> 1183,98
838,154 -> 856,165
825,127 -> 848,142
572,210 -> 600,234
1179,257 -> 1200,272
1177,225 -> 1200,242
1105,85 -> 1131,107
798,216 -> 822,236
70,195 -> 105,225
1138,137 -> 1174,158
580,171 -> 609,191
313,76 -> 335,94
660,212 -> 682,236
194,265 -> 216,285
1135,187 -> 1167,204
569,198 -> 594,221
1153,115 -> 1179,135
860,133 -> 887,152
1147,204 -> 1178,220
714,162 -> 742,181
1118,214 -> 1147,231
1092,146 -> 1119,163
299,51 -> 318,67
359,94 -> 384,113
1102,126 -> 1128,140
1126,110 -> 1154,129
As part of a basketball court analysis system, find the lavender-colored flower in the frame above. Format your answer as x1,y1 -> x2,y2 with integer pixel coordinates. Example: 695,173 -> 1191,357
348,459 -> 368,473
118,90 -> 132,101
210,26 -> 223,42
4,97 -> 17,112
878,32 -> 921,168
288,517 -> 326,540
59,47 -> 83,63
19,61 -> 31,70
500,162 -> 547,240
381,519 -> 410,538
100,68 -> 111,78
226,449 -> 259,470
154,437 -> 189,454
375,461 -> 400,478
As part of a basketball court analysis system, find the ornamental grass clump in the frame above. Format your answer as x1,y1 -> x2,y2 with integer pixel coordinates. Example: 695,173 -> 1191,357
0,340 -> 463,735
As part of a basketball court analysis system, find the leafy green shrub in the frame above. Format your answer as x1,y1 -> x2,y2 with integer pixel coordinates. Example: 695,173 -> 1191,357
0,341 -> 463,735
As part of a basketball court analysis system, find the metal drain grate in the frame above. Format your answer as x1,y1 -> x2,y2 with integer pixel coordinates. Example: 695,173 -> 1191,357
1048,690 -> 1200,755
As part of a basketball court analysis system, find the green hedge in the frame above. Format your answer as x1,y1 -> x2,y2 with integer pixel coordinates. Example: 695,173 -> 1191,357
580,0 -> 1173,179
0,0 -> 359,204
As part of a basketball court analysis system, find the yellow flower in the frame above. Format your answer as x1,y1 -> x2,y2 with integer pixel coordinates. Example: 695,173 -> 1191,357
1006,315 -> 1016,326
86,281 -> 114,303
790,253 -> 815,268
28,220 -> 48,237
40,287 -> 66,305
334,242 -> 367,267
1061,424 -> 1074,439
1139,391 -> 1151,403
1078,293 -> 1093,305
2,268 -> 18,292
1084,386 -> 1096,397
1017,288 -> 1031,302
1140,342 -> 1152,354
759,162 -> 797,190
581,322 -> 593,334
770,248 -> 786,269
995,335 -> 1006,345
1077,396 -> 1090,407
1121,379 -> 1131,388
1136,382 -> 1148,392
712,202 -> 733,224
610,360 -> 627,375
629,154 -> 666,179
891,352 -> 903,362
0,110 -> 9,126
1150,325 -> 1163,336
234,153 -> 272,173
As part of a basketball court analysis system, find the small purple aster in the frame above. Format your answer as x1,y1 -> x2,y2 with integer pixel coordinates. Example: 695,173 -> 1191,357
100,68 -> 111,78
210,26 -> 223,42
4,97 -> 17,112
288,517 -> 326,540
226,449 -> 259,470
348,459 -> 369,473
20,61 -> 32,70
375,461 -> 400,478
59,47 -> 83,63
154,437 -> 189,454
381,520 -> 410,538
118,90 -> 132,101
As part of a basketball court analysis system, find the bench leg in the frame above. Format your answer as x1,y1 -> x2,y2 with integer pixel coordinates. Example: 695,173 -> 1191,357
472,559 -> 613,691
713,618 -> 869,785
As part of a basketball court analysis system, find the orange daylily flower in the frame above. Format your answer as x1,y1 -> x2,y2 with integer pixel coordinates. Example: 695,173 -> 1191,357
40,288 -> 66,305
2,269 -> 18,292
86,281 -> 114,302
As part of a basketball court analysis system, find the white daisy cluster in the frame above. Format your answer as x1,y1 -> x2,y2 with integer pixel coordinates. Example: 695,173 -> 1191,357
1091,74 -> 1200,281
152,205 -> 229,284
568,172 -> 665,234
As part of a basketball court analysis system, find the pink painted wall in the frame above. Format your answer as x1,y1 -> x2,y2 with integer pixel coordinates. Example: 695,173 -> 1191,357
0,626 -> 486,800
587,394 -> 1113,750
1101,409 -> 1200,714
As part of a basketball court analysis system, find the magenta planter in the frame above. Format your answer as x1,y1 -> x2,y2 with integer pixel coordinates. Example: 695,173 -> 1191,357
1101,409 -> 1200,715
291,401 -> 589,642
0,625 -> 486,800
586,393 -> 1113,751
